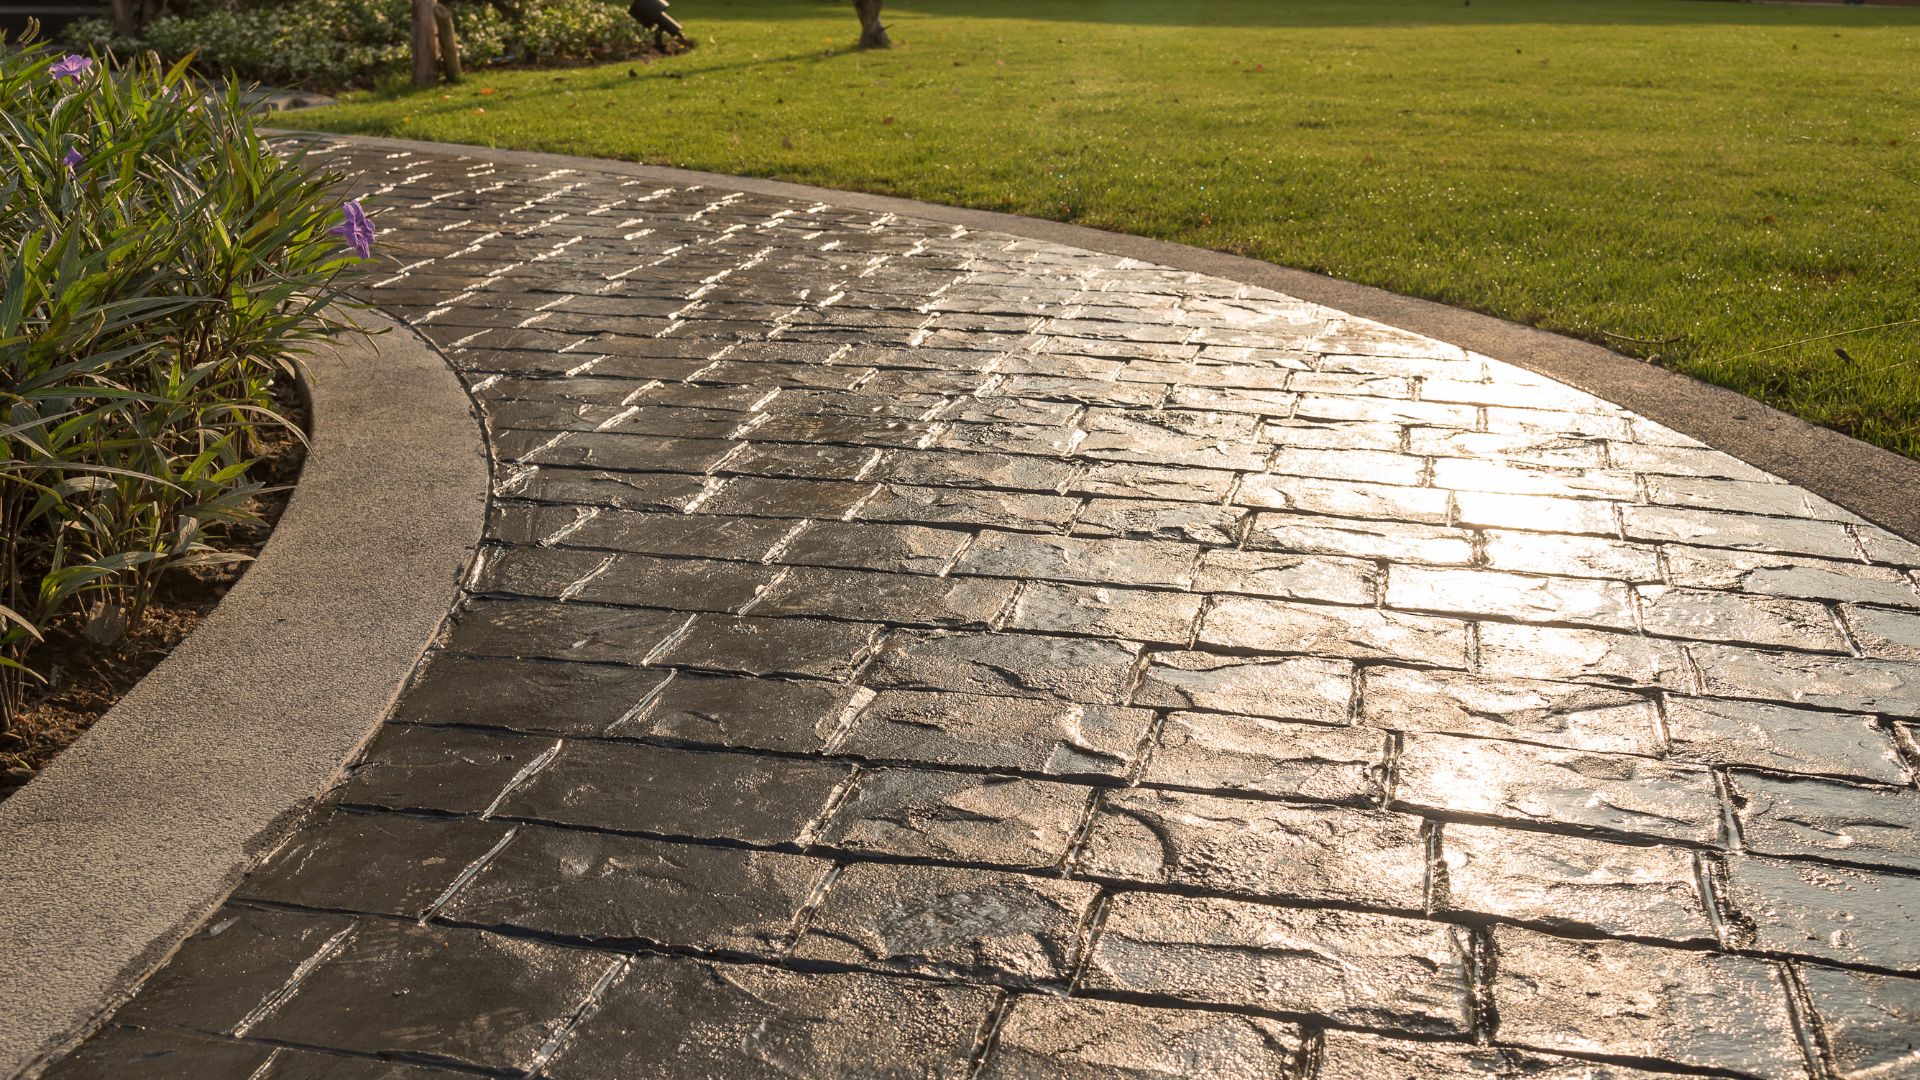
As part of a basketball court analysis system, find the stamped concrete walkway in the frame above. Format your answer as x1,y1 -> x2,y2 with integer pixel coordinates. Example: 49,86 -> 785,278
41,140 -> 1920,1079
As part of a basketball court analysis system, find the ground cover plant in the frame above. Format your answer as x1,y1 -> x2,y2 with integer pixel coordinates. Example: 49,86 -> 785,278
299,0 -> 1920,455
64,0 -> 662,92
0,37 -> 368,767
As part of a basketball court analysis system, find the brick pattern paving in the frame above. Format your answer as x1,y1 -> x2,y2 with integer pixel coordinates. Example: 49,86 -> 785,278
42,142 -> 1920,1079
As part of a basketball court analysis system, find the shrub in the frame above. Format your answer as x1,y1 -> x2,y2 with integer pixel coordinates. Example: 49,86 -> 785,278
0,35 -> 369,729
65,0 -> 652,92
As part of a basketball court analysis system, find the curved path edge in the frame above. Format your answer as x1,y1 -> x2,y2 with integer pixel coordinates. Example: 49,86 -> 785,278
0,309 -> 490,1077
296,131 -> 1920,544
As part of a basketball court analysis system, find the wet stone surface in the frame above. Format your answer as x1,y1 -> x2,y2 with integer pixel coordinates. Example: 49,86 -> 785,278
62,139 -> 1920,1078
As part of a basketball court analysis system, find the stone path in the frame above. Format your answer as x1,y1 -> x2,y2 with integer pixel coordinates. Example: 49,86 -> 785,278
42,140 -> 1920,1079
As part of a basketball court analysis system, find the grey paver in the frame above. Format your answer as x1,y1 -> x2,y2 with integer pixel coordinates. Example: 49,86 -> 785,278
1799,966 -> 1920,1080
794,863 -> 1099,986
546,955 -> 997,1079
1729,771 -> 1920,874
1078,788 -> 1427,908
1437,823 -> 1714,944
1142,710 -> 1386,804
441,825 -> 831,953
238,812 -> 511,918
1133,651 -> 1352,722
1488,926 -> 1808,1079
1362,666 -> 1659,753
815,768 -> 1091,870
980,996 -> 1303,1079
1082,892 -> 1476,1035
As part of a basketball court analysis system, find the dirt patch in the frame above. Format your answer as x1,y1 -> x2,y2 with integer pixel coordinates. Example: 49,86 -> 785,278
0,392 -> 308,800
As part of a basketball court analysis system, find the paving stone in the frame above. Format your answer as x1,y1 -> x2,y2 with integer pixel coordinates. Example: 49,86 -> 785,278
651,614 -> 884,679
1729,771 -> 1920,874
544,954 -> 996,1079
251,921 -> 618,1073
1798,965 -> 1920,1080
1313,1029 -> 1695,1080
1476,623 -> 1691,689
1430,459 -> 1637,500
497,466 -> 709,511
1071,497 -> 1245,546
394,656 -> 671,736
1143,711 -> 1384,803
38,1028 -> 273,1080
1647,475 -> 1854,521
836,690 -> 1152,779
794,863 -> 1099,986
1361,667 -> 1659,754
499,741 -> 850,845
336,725 -> 555,814
1663,546 -> 1919,607
1192,550 -> 1378,606
778,520 -> 968,575
1266,417 -> 1404,452
1437,823 -> 1713,943
1133,651 -> 1352,722
1663,698 -> 1904,783
1487,926 -> 1807,1079
441,825 -> 830,953
1266,445 -> 1424,486
1692,644 -> 1920,718
1719,854 -> 1920,972
1404,429 -> 1607,468
1481,530 -> 1662,582
1620,505 -> 1863,560
1841,603 -> 1920,662
113,906 -> 354,1035
483,549 -> 778,613
1292,393 -> 1477,428
239,812 -> 511,918
866,630 -> 1142,704
1394,733 -> 1723,845
560,509 -> 795,560
1386,566 -> 1636,631
1072,462 -> 1239,503
1008,582 -> 1203,645
442,598 -> 689,664
1079,789 -> 1426,908
955,532 -> 1200,589
1237,474 -> 1451,524
1246,513 -> 1475,564
859,483 -> 1083,531
752,566 -> 1019,628
698,476 -> 878,520
1082,893 -> 1475,1035
815,768 -> 1091,869
869,449 -> 1076,492
1637,586 -> 1847,652
519,431 -> 736,473
1452,491 -> 1621,536
631,672 -> 867,752
719,440 -> 882,480
979,995 -> 1303,1079
1199,597 -> 1470,668
260,1050 -> 475,1079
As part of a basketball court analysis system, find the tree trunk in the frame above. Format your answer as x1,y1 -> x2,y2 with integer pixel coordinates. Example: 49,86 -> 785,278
853,0 -> 889,49
411,0 -> 438,88
432,2 -> 462,83
108,0 -> 135,37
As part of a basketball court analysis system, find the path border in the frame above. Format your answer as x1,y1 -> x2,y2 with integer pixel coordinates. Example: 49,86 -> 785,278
298,132 -> 1920,544
0,309 -> 490,1078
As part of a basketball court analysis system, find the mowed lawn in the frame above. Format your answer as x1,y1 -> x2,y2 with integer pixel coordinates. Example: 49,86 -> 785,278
299,0 -> 1920,455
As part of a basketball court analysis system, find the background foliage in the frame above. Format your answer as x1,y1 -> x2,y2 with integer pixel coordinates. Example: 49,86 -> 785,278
66,0 -> 654,91
0,37 -> 364,732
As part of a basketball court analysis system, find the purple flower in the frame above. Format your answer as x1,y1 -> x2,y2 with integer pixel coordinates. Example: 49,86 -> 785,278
327,199 -> 375,258
49,55 -> 93,82
62,147 -> 82,174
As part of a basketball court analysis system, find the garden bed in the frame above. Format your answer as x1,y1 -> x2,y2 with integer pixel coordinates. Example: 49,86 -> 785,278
0,391 -> 306,798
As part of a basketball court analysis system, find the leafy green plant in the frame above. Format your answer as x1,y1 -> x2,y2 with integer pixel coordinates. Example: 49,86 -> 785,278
0,33 -> 370,730
65,0 -> 651,92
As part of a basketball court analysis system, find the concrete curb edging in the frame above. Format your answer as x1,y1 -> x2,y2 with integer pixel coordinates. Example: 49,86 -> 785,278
0,309 -> 490,1078
294,132 -> 1920,544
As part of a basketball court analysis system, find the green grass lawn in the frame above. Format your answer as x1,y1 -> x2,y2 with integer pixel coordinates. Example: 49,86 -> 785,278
299,0 -> 1920,456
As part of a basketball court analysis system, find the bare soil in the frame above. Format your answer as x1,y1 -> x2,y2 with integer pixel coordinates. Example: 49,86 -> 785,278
0,393 -> 309,800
